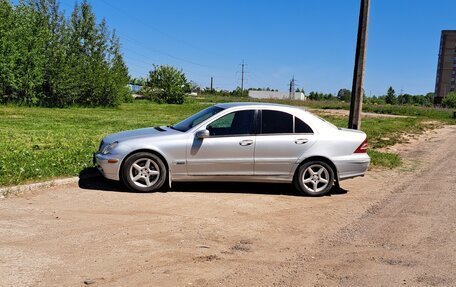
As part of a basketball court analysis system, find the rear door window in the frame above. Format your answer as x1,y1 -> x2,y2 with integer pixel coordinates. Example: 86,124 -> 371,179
261,110 -> 293,134
261,110 -> 314,134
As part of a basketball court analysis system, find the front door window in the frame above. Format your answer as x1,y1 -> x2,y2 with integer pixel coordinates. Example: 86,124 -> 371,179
207,110 -> 255,136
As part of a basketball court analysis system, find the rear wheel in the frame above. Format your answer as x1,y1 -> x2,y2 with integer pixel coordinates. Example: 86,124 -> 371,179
121,152 -> 167,192
294,161 -> 334,196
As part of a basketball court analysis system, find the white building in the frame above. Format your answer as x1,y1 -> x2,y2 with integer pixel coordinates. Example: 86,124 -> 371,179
248,90 -> 306,101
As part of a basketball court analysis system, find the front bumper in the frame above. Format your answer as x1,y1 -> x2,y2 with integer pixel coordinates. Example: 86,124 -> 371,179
93,152 -> 121,181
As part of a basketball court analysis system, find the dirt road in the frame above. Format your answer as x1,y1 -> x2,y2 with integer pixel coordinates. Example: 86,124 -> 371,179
1,126 -> 455,287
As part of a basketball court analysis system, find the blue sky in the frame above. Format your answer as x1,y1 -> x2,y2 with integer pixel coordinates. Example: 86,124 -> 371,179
59,0 -> 456,96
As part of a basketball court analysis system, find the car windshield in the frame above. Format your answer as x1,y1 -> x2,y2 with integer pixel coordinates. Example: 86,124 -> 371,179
171,106 -> 224,132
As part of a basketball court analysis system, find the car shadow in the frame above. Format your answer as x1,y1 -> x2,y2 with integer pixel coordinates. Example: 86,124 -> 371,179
78,167 -> 348,197
78,167 -> 125,192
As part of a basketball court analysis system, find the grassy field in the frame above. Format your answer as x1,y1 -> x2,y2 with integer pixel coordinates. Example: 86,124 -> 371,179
0,99 -> 451,187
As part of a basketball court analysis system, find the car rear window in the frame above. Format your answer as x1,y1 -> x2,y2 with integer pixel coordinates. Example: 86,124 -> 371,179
295,117 -> 313,133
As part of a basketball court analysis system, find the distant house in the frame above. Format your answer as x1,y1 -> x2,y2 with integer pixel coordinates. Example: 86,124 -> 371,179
127,84 -> 142,93
248,90 -> 306,101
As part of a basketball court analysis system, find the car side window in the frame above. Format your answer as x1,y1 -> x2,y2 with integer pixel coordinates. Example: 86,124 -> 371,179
295,117 -> 313,134
261,110 -> 293,134
207,110 -> 255,136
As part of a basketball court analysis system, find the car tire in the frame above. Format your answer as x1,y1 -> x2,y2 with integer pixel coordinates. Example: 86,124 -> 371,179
294,161 -> 334,196
121,152 -> 167,192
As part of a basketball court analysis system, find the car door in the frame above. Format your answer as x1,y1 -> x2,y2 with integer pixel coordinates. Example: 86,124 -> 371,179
254,109 -> 316,176
186,109 -> 257,176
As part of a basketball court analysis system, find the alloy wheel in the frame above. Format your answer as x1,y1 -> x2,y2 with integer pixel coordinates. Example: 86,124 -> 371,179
129,158 -> 160,188
301,164 -> 330,193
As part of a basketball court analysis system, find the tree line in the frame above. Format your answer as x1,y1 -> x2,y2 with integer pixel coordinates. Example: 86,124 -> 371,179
307,87 -> 435,107
0,0 -> 130,107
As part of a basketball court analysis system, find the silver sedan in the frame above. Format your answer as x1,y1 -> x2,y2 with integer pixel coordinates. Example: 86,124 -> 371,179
94,103 -> 370,196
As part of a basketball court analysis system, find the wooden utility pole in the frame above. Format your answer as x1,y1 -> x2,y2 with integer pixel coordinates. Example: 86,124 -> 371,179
210,77 -> 213,93
289,76 -> 296,100
348,0 -> 370,130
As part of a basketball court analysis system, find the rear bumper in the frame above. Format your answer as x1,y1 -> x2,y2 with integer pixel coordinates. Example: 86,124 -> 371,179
93,152 -> 121,181
333,153 -> 370,180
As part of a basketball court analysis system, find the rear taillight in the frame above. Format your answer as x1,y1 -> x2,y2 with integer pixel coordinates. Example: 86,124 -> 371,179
354,137 -> 368,153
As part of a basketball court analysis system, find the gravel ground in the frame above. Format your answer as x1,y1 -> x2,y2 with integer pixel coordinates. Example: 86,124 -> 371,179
0,126 -> 455,287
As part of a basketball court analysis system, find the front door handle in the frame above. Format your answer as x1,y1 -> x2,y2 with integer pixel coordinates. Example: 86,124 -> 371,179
239,139 -> 254,146
295,138 -> 309,144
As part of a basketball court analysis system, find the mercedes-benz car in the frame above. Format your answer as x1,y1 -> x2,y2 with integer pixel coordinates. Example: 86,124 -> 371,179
94,102 -> 370,196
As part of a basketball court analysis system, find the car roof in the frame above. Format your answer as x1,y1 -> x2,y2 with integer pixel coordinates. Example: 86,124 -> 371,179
215,102 -> 307,111
213,102 -> 338,132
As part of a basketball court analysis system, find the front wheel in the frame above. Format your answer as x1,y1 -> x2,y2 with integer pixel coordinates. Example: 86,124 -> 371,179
294,161 -> 335,196
121,152 -> 167,192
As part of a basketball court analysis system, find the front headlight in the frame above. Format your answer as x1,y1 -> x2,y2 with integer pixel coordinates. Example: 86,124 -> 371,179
101,141 -> 118,155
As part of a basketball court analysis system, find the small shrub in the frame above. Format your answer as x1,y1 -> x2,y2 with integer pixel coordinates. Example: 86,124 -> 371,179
443,92 -> 456,108
144,65 -> 189,104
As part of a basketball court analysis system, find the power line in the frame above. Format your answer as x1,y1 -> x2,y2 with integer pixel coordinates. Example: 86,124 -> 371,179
98,0 -> 237,68
241,60 -> 245,96
248,72 -> 271,89
117,31 -> 219,69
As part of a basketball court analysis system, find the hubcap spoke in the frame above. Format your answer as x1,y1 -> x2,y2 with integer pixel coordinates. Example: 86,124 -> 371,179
144,176 -> 151,186
303,177 -> 313,183
319,178 -> 328,184
149,170 -> 159,176
312,181 -> 318,192
132,174 -> 142,181
145,159 -> 151,169
133,164 -> 142,171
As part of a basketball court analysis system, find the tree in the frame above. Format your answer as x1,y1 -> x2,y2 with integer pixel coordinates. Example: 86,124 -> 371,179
10,1 -> 48,105
364,95 -> 385,105
443,92 -> 456,108
397,93 -> 412,105
425,92 -> 434,106
130,77 -> 146,86
308,91 -> 335,101
188,81 -> 200,93
230,87 -> 245,97
0,0 -> 129,107
0,0 -> 17,101
385,86 -> 396,105
145,65 -> 189,104
337,88 -> 351,102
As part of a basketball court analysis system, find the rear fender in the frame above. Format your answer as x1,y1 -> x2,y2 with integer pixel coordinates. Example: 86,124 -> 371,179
292,155 -> 340,183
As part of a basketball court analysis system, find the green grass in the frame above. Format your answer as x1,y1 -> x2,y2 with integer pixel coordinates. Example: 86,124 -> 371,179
0,98 -> 449,186
0,101 -> 210,186
368,150 -> 402,169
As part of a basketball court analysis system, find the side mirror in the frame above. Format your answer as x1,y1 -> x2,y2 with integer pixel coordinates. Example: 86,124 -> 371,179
196,129 -> 210,139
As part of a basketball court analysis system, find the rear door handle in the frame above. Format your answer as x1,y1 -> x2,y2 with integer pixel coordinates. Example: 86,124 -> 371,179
239,139 -> 254,146
295,138 -> 309,144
